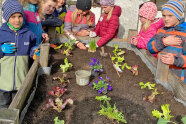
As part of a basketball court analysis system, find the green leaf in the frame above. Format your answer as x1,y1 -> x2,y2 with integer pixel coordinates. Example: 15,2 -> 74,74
152,109 -> 163,118
54,44 -> 63,50
157,118 -> 171,124
161,104 -> 174,120
181,116 -> 186,124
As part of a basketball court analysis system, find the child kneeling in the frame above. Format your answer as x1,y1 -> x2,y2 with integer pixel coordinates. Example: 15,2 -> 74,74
147,0 -> 186,83
0,0 -> 36,108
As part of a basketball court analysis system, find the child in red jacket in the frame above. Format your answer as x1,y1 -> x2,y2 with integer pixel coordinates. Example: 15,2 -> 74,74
89,0 -> 121,47
130,2 -> 164,50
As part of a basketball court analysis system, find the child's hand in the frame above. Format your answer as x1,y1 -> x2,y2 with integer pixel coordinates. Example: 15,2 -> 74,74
161,53 -> 174,65
59,17 -> 65,22
163,35 -> 182,46
76,42 -> 87,50
42,33 -> 49,42
77,30 -> 90,36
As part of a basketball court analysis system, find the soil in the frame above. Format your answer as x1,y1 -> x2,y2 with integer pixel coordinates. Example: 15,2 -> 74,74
23,46 -> 186,124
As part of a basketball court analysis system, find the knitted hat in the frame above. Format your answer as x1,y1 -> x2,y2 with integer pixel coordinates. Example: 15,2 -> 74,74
162,0 -> 184,20
76,0 -> 92,10
2,0 -> 24,21
139,2 -> 157,21
100,0 -> 115,6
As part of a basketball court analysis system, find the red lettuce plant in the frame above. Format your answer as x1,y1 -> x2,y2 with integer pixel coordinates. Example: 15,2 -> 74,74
48,86 -> 67,98
46,98 -> 73,112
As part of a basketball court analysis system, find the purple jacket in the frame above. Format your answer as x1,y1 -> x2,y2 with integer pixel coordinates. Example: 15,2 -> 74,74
131,18 -> 164,49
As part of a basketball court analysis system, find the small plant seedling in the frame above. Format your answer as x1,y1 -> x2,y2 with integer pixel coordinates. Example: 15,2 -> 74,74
63,39 -> 76,56
95,95 -> 127,123
90,76 -> 112,94
90,58 -> 103,72
139,82 -> 156,90
46,98 -> 73,113
54,44 -> 63,50
130,65 -> 138,76
143,88 -> 159,103
54,117 -> 65,124
152,104 -> 186,124
60,58 -> 73,73
88,40 -> 97,53
48,86 -> 67,98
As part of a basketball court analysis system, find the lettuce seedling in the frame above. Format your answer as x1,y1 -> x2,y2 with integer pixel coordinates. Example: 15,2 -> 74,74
60,58 -> 73,73
54,117 -> 64,124
152,104 -> 174,121
88,40 -> 96,53
143,88 -> 159,103
139,82 -> 156,90
112,44 -> 125,57
95,95 -> 127,123
46,98 -> 73,113
90,76 -> 112,94
48,86 -> 67,98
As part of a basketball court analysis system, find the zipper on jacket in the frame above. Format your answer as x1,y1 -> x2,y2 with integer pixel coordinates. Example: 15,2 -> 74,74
13,31 -> 18,90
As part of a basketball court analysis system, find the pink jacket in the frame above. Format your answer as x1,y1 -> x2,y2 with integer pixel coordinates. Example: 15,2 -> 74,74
94,6 -> 121,47
131,18 -> 164,49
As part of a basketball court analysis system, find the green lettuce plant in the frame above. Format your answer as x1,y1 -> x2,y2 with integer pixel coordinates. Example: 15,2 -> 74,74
54,117 -> 65,124
152,104 -> 186,124
88,40 -> 96,52
63,39 -> 76,56
139,82 -> 156,90
95,95 -> 127,123
60,58 -> 73,73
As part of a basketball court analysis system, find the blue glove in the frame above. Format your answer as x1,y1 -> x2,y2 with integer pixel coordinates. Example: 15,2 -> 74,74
1,43 -> 16,54
35,50 -> 40,56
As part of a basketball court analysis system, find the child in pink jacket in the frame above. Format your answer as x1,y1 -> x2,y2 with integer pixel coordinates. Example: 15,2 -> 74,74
89,0 -> 121,47
130,2 -> 164,50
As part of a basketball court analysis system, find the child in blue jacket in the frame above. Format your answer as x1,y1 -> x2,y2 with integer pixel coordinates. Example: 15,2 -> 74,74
147,0 -> 186,83
0,0 -> 36,108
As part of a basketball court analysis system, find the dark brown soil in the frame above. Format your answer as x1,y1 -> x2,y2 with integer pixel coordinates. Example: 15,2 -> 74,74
23,46 -> 186,124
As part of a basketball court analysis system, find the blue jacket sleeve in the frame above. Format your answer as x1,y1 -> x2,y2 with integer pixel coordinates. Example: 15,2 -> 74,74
29,33 -> 37,58
0,44 -> 4,58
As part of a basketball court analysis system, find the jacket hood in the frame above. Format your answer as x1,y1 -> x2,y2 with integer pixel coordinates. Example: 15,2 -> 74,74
112,6 -> 121,17
0,23 -> 29,34
152,18 -> 164,29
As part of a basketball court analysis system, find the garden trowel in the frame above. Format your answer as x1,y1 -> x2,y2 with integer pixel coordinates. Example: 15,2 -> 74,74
100,47 -> 108,57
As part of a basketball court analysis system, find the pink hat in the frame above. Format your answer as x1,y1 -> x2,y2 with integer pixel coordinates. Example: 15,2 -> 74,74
139,2 -> 157,20
100,0 -> 114,6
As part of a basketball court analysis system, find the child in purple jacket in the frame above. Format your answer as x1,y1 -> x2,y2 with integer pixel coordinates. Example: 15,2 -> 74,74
130,2 -> 164,50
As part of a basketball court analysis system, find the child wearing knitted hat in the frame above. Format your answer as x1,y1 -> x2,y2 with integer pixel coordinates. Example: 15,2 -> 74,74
63,0 -> 95,50
130,2 -> 164,50
89,0 -> 122,47
147,0 -> 186,83
0,0 -> 37,108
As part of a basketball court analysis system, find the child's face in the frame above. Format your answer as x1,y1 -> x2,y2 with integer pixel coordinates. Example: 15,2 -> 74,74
42,1 -> 57,15
57,0 -> 65,7
139,16 -> 147,25
101,5 -> 112,14
8,13 -> 23,28
78,9 -> 89,16
28,0 -> 38,4
162,10 -> 180,27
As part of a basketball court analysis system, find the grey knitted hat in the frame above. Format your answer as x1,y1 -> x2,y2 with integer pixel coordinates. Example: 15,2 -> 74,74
2,0 -> 24,21
76,0 -> 92,10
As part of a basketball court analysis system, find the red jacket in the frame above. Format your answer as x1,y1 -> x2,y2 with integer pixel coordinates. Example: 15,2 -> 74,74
94,6 -> 121,47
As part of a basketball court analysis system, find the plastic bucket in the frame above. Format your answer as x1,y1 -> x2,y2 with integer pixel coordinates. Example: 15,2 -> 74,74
75,70 -> 91,86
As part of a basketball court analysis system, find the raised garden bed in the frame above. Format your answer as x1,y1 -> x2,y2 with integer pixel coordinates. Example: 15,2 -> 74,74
22,45 -> 186,124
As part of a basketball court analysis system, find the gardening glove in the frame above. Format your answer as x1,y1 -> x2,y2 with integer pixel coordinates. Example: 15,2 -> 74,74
1,43 -> 16,54
89,31 -> 97,38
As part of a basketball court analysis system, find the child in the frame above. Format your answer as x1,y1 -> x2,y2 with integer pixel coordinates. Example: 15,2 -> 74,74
40,0 -> 62,32
147,0 -> 186,83
19,0 -> 49,46
89,0 -> 121,47
130,2 -> 164,50
63,0 -> 95,50
52,0 -> 67,34
0,0 -> 36,108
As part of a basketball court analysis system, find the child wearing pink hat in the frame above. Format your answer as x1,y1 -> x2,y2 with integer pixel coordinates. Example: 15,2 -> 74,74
130,2 -> 164,51
89,0 -> 121,47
